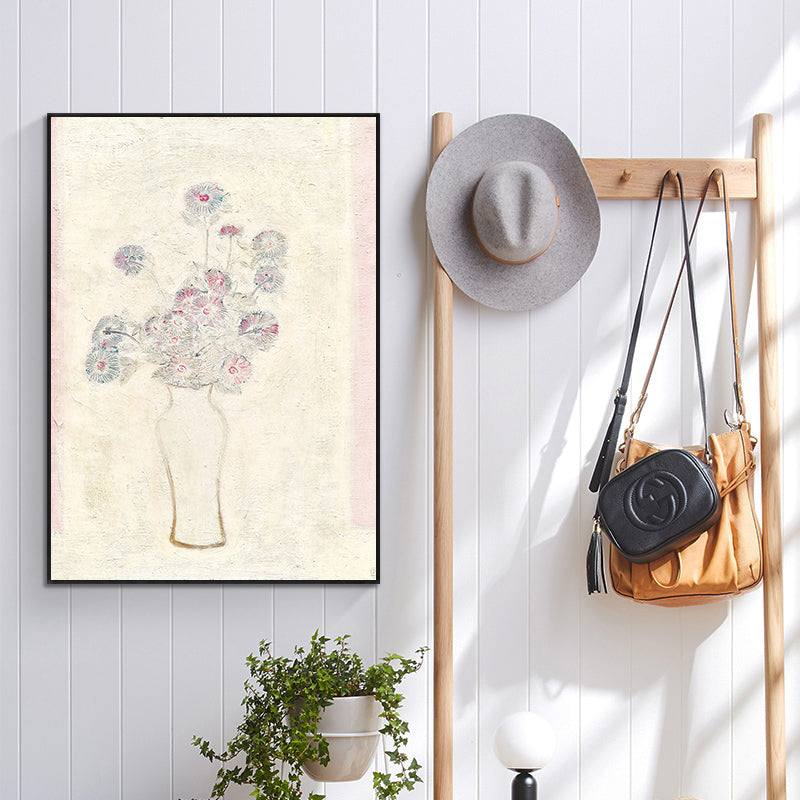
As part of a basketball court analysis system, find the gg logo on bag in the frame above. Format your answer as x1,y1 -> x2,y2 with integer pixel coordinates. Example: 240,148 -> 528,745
624,471 -> 688,530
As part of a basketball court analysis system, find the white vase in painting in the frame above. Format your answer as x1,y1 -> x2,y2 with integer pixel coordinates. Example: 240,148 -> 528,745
156,384 -> 228,548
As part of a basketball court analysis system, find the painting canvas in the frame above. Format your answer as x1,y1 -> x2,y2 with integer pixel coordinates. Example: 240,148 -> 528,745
49,114 -> 378,582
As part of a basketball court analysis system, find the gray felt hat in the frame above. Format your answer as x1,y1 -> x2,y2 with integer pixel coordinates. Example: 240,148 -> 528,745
426,114 -> 600,312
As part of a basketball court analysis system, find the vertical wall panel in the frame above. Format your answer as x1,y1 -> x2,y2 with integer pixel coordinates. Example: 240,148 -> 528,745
682,2 -> 738,797
70,0 -> 119,111
121,587 -> 173,798
628,3 -> 684,798
478,0 -> 528,117
528,3 -> 582,798
172,587 -> 223,800
579,0 -> 633,798
781,4 -> 800,799
274,0 -> 323,110
70,590 -> 121,799
732,3 -> 783,800
20,0 -> 70,797
273,588 -> 325,799
222,587 -> 273,800
429,2 -> 480,797
172,0 -> 223,113
376,0 -> 430,797
121,0 -> 171,113
0,0 -> 19,795
324,0 -> 374,112
477,1 -> 531,795
223,0 -> 271,112
68,3 -> 123,798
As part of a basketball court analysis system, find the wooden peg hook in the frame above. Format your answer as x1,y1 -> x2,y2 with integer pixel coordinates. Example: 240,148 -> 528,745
711,168 -> 724,196
620,168 -> 632,183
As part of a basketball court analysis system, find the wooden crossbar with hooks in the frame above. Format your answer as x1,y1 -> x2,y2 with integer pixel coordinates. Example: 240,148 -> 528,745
430,112 -> 784,800
583,157 -> 757,198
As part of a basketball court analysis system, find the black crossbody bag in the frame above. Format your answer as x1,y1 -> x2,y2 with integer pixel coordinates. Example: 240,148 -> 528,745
587,171 -> 721,590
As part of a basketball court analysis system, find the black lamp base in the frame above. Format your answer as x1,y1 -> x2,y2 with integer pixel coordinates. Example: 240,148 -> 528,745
511,770 -> 538,800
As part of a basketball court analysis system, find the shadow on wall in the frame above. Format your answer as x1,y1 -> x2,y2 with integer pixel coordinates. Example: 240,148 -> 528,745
436,94 -> 799,799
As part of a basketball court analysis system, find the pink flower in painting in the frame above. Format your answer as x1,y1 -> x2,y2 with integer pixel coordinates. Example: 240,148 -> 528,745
173,286 -> 205,316
205,269 -> 232,296
218,224 -> 241,237
252,230 -> 288,258
239,311 -> 279,351
191,292 -> 227,326
184,183 -> 226,219
144,312 -> 196,352
219,354 -> 252,390
164,353 -> 198,387
113,245 -> 147,276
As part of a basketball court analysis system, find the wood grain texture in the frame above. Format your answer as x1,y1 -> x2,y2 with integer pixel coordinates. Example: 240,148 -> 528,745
754,112 -> 786,800
584,158 -> 757,198
432,111 -> 453,800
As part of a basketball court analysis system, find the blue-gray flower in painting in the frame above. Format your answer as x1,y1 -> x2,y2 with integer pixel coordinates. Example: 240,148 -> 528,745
85,347 -> 121,384
254,262 -> 286,294
184,183 -> 227,220
113,244 -> 147,275
252,230 -> 288,258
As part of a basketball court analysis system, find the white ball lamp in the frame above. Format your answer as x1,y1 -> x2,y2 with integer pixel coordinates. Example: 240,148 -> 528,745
493,712 -> 556,800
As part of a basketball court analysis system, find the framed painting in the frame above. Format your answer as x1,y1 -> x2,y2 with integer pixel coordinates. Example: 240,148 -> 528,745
48,114 -> 379,583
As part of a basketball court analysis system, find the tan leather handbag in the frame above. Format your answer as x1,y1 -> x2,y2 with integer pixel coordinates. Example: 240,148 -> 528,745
609,172 -> 762,606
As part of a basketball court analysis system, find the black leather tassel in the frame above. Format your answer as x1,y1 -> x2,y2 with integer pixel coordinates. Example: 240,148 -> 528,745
587,519 -> 608,594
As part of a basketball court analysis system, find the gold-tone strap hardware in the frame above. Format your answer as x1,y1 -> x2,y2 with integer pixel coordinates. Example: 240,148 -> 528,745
649,551 -> 683,589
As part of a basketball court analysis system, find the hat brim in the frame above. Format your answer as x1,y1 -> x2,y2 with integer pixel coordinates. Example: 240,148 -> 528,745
426,114 -> 601,312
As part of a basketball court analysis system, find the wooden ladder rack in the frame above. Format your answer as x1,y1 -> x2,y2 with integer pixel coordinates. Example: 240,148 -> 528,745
430,112 -> 784,800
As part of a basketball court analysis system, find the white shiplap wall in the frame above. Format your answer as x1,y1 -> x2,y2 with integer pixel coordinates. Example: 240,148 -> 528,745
1,1 -> 797,799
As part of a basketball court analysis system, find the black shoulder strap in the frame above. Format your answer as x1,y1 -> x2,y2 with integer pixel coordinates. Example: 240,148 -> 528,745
588,171 -> 666,493
589,170 -> 711,496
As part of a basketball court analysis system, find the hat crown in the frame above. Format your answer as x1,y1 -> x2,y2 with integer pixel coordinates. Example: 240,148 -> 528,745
471,161 -> 558,265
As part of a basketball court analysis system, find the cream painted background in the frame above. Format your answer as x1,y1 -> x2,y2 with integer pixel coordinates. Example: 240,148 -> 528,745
1,1 -> 799,799
50,116 -> 376,580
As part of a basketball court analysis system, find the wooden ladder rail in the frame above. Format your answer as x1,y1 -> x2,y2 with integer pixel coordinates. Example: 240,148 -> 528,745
430,113 -> 784,800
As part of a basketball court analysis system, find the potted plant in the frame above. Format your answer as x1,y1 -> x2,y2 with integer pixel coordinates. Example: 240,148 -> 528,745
191,631 -> 427,800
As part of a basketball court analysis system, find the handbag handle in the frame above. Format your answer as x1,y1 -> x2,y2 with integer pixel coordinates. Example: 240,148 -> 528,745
623,170 -> 747,442
586,171 -> 710,594
589,170 -> 712,495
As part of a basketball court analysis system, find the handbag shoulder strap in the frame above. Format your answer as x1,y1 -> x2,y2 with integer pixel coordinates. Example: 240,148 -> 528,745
623,170 -> 746,441
589,170 -> 711,495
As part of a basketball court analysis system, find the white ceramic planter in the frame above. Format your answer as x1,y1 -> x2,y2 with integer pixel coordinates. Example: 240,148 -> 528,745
302,695 -> 381,782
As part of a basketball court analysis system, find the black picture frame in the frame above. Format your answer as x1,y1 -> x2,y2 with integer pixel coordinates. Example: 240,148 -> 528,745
48,113 -> 379,584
